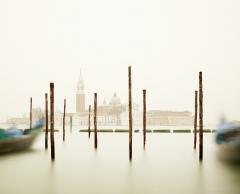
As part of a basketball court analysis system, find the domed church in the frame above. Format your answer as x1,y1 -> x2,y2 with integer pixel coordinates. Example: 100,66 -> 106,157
66,70 -> 193,127
72,70 -> 139,126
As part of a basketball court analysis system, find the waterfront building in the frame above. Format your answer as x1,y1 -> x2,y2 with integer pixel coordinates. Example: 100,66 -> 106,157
66,70 -> 193,126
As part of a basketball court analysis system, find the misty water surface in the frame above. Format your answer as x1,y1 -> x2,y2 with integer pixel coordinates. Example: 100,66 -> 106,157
0,129 -> 240,194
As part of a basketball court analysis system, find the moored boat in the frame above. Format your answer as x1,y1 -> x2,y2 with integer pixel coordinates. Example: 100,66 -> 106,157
0,119 -> 44,154
215,121 -> 240,161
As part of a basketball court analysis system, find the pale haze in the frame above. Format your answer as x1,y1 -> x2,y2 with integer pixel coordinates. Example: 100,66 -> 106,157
0,0 -> 240,125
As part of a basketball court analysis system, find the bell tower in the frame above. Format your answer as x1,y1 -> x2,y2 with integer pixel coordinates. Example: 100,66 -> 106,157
76,69 -> 85,112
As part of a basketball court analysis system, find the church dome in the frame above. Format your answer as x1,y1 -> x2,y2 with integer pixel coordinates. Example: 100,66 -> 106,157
110,92 -> 121,106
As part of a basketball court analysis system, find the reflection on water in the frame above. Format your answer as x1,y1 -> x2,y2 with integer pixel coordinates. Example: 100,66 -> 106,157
0,129 -> 239,194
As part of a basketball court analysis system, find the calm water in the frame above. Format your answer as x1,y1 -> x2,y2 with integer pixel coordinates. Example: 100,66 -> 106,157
0,129 -> 240,194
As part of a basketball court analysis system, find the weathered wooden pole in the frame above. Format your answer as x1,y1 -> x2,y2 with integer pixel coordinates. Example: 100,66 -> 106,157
50,83 -> 55,161
30,97 -> 32,129
63,99 -> 66,142
70,116 -> 72,133
143,89 -> 146,149
194,90 -> 198,149
88,105 -> 91,139
94,93 -> 98,149
128,66 -> 133,161
45,93 -> 48,150
199,72 -> 203,161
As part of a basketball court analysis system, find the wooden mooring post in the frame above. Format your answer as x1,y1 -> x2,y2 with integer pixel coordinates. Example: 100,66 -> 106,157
50,83 -> 55,161
45,93 -> 48,149
63,99 -> 66,142
94,93 -> 98,149
199,72 -> 203,161
194,90 -> 198,149
30,97 -> 32,129
143,89 -> 146,149
70,116 -> 72,133
128,66 -> 133,161
88,105 -> 91,138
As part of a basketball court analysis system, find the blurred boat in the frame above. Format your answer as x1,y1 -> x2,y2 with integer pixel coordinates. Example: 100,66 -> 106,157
215,121 -> 240,161
0,119 -> 44,154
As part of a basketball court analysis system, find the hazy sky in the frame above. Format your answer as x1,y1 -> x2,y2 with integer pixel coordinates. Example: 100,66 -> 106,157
0,0 -> 240,125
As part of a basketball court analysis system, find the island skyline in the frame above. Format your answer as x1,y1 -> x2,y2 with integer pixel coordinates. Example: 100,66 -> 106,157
0,1 -> 240,125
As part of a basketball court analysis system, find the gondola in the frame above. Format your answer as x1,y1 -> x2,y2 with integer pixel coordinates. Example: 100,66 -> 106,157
215,121 -> 240,161
0,119 -> 44,154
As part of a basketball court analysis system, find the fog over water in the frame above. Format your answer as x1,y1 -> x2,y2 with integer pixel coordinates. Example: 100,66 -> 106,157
1,132 -> 240,194
0,0 -> 240,125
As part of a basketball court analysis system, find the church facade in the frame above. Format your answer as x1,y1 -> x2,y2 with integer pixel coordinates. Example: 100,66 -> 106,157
66,70 -> 139,126
66,70 -> 193,127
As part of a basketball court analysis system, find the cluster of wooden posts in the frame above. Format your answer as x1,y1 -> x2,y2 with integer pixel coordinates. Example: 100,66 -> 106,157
29,67 -> 203,162
193,72 -> 204,161
32,83 -> 57,160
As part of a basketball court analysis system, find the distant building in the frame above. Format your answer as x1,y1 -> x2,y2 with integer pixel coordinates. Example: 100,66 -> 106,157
76,70 -> 85,113
5,70 -> 193,127
66,70 -> 193,126
6,117 -> 29,125
147,110 -> 193,126
6,108 -> 45,126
